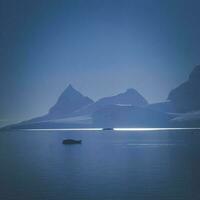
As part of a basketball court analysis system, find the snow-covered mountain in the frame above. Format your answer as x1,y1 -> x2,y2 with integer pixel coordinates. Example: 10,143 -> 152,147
3,86 -> 149,129
71,88 -> 148,116
3,65 -> 200,130
48,84 -> 94,118
17,84 -> 94,124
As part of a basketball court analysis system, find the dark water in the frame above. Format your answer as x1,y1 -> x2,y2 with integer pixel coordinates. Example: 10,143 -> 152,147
0,130 -> 200,200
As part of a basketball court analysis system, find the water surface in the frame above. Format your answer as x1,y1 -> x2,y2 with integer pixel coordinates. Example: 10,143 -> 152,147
0,130 -> 200,200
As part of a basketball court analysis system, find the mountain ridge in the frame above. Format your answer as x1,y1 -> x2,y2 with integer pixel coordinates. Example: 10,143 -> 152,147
71,88 -> 148,117
2,65 -> 200,129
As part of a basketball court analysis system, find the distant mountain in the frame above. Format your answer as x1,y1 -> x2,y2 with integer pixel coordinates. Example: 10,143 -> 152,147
168,65 -> 200,113
96,88 -> 148,107
2,87 -> 149,129
18,84 -> 94,124
4,64 -> 200,130
48,84 -> 94,118
72,88 -> 148,116
93,105 -> 172,127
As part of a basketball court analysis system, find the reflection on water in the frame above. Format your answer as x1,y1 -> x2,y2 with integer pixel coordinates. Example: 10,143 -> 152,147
126,143 -> 180,146
0,130 -> 200,200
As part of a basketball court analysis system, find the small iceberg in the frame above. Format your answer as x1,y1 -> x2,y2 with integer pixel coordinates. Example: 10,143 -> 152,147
103,128 -> 113,131
62,139 -> 82,144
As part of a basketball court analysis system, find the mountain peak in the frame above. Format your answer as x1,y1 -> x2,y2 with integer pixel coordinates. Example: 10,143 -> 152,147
61,84 -> 87,99
125,88 -> 137,94
47,85 -> 94,118
65,84 -> 78,93
67,84 -> 74,90
96,88 -> 148,107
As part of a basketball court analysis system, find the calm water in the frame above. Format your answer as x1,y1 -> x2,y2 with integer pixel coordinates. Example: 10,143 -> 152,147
0,130 -> 200,200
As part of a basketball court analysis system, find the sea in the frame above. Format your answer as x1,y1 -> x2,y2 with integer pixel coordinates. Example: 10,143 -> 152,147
0,130 -> 200,200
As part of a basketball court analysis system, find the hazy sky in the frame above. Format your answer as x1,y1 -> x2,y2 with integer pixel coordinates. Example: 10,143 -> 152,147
1,0 -> 200,125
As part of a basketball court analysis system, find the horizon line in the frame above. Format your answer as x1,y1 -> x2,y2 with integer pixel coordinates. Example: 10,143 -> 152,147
18,127 -> 200,132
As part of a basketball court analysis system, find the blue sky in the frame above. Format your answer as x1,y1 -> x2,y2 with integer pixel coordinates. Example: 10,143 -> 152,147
1,0 -> 200,125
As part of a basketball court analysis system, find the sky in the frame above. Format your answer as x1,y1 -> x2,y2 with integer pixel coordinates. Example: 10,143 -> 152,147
1,0 -> 200,126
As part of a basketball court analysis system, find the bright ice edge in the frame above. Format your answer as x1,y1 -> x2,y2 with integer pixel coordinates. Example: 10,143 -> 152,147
20,128 -> 200,132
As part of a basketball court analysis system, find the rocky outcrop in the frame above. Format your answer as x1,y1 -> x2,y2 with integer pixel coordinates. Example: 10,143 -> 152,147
168,65 -> 200,113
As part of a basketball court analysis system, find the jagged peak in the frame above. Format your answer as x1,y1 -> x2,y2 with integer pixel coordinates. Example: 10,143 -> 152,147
61,84 -> 83,97
125,88 -> 138,94
67,83 -> 73,88
48,84 -> 94,117
65,84 -> 77,91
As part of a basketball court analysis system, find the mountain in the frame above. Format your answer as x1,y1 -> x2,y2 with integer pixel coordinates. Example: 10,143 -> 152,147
95,88 -> 148,107
71,88 -> 148,116
168,65 -> 200,113
19,84 -> 94,124
3,65 -> 200,130
48,84 -> 94,118
2,87 -> 149,129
